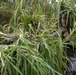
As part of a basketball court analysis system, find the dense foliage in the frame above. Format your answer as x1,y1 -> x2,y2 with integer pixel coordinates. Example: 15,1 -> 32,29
0,0 -> 76,75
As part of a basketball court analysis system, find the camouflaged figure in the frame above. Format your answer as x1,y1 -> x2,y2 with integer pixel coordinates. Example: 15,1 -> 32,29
60,11 -> 76,75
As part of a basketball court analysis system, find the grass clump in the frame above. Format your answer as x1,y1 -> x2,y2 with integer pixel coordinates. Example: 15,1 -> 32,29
0,0 -> 76,75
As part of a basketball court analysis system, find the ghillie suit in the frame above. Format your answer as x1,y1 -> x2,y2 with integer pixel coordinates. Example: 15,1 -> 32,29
0,0 -> 14,25
59,2 -> 76,75
0,8 -> 13,24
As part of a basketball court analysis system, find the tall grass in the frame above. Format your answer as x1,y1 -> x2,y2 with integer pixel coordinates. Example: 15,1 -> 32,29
0,0 -> 76,75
